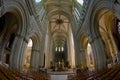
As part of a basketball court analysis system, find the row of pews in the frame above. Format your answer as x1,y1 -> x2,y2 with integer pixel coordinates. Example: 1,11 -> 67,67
31,71 -> 50,80
0,64 -> 50,80
71,64 -> 120,80
1,63 -> 120,80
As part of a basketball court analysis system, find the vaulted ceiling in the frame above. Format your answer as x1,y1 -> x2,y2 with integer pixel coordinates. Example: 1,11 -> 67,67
34,0 -> 83,47
50,15 -> 69,47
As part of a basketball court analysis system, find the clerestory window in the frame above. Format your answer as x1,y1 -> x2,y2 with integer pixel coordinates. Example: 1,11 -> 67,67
77,0 -> 84,5
35,0 -> 41,3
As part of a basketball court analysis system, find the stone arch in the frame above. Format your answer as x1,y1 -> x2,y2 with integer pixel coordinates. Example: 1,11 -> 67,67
88,0 -> 115,70
0,12 -> 18,60
26,32 -> 41,71
3,1 -> 29,36
99,11 -> 119,64
76,32 -> 88,69
90,1 -> 113,37
45,10 -> 77,35
89,0 -> 120,70
1,1 -> 30,70
0,11 -> 24,67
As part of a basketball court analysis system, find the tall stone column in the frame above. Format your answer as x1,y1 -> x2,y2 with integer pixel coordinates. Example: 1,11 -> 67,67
80,49 -> 87,68
19,41 -> 27,70
44,34 -> 50,68
74,38 -> 81,68
67,37 -> 71,67
10,34 -> 27,71
38,35 -> 46,68
0,37 -> 4,61
74,36 -> 87,68
67,33 -> 75,68
30,49 -> 40,71
90,36 -> 107,70
0,32 -> 6,62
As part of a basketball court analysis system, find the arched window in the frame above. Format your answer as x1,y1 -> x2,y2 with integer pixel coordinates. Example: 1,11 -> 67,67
24,39 -> 33,70
55,47 -> 57,51
27,39 -> 33,47
77,0 -> 84,5
61,47 -> 64,52
35,0 -> 41,3
87,43 -> 94,70
73,8 -> 80,22
58,47 -> 61,52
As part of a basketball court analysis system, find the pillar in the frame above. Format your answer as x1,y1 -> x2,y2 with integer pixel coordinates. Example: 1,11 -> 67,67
38,38 -> 45,68
44,32 -> 52,68
90,35 -> 107,70
30,49 -> 40,71
0,37 -> 4,61
10,34 -> 27,71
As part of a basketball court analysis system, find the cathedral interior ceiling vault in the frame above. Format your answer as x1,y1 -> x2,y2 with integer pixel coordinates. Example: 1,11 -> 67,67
39,0 -> 75,47
0,0 -> 120,71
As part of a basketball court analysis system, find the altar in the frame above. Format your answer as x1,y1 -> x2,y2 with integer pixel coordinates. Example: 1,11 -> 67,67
47,69 -> 76,80
51,75 -> 67,80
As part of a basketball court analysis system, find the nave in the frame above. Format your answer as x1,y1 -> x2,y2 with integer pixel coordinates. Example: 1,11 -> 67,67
1,0 -> 120,80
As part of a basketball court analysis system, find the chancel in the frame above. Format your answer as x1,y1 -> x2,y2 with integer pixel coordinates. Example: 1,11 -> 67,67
1,0 -> 120,80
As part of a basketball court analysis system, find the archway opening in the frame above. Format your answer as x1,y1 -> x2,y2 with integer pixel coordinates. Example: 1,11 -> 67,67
3,33 -> 15,67
86,43 -> 94,70
23,39 -> 33,70
79,36 -> 95,71
98,11 -> 119,67
35,0 -> 41,3
0,13 -> 17,67
77,0 -> 84,5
